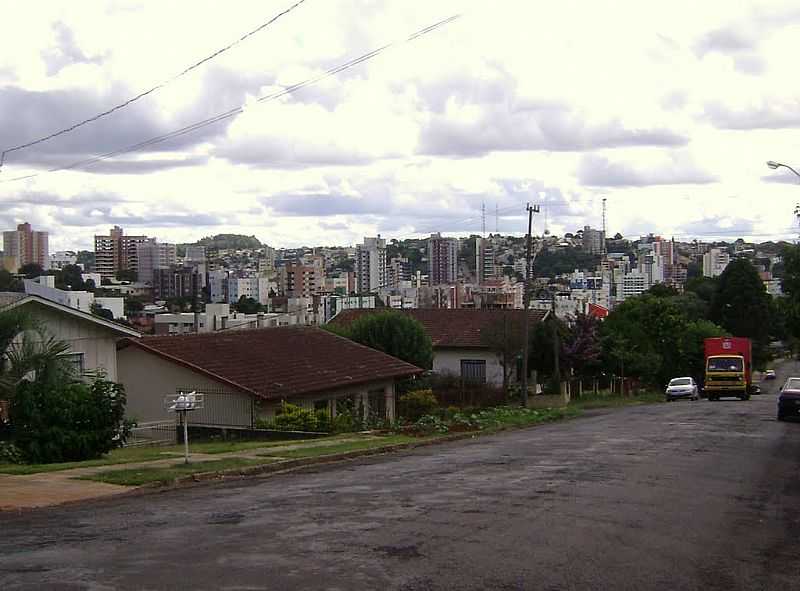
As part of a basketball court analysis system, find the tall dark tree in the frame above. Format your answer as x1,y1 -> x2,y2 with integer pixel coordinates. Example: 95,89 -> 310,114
0,269 -> 22,292
327,311 -> 433,370
235,296 -> 262,314
561,313 -> 601,377
709,258 -> 771,363
480,313 -> 525,392
18,263 -> 44,279
56,264 -> 87,291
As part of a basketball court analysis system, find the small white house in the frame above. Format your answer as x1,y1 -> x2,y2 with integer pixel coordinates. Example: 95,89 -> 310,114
0,292 -> 140,381
331,308 -> 549,387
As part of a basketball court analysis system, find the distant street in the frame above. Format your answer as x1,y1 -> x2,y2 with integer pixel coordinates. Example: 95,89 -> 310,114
2,364 -> 800,590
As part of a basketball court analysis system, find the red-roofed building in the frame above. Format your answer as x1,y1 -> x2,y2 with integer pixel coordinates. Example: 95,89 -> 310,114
117,326 -> 422,426
330,309 -> 549,387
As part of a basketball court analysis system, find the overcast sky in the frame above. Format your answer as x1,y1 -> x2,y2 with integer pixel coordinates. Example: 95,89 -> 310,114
1,0 -> 800,252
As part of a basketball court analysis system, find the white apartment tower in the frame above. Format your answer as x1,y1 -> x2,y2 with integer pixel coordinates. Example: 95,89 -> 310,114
356,236 -> 387,293
703,248 -> 731,278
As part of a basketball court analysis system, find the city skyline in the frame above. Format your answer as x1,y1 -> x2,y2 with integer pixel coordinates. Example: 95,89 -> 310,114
2,1 -> 800,251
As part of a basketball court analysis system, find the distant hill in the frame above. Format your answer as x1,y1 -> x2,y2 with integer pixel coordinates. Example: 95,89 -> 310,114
194,234 -> 263,251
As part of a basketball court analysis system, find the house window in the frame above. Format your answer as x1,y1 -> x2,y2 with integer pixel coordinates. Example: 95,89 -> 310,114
460,359 -> 486,384
61,353 -> 85,376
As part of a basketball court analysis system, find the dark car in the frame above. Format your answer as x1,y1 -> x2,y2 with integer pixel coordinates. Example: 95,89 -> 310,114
777,377 -> 800,421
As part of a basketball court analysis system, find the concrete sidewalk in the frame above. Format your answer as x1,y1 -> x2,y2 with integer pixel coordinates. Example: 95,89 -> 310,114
0,435 -> 374,511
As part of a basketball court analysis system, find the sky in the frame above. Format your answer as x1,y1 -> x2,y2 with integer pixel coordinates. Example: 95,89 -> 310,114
1,0 -> 800,252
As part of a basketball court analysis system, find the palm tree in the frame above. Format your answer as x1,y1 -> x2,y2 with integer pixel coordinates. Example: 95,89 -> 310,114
0,309 -> 73,401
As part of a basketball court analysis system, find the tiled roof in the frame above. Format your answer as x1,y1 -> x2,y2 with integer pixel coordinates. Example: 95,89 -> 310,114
119,326 -> 422,400
330,308 -> 549,349
0,292 -> 26,308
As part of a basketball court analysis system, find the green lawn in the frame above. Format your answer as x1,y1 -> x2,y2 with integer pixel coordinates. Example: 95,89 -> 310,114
80,457 -> 274,487
260,435 -> 418,459
0,435 -> 341,475
569,391 -> 664,410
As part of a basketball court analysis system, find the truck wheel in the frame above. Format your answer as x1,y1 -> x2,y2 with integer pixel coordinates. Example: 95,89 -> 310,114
740,395 -> 750,401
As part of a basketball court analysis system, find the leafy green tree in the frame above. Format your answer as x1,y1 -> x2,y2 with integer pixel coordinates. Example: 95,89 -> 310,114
561,313 -> 601,377
115,269 -> 137,282
0,315 -> 72,403
18,263 -> 44,279
600,294 -> 727,386
645,284 -> 679,298
235,296 -> 262,314
328,311 -> 433,369
11,375 -> 128,463
709,258 -> 771,364
685,276 -> 718,303
480,313 -> 525,391
55,264 -> 87,291
0,269 -> 22,292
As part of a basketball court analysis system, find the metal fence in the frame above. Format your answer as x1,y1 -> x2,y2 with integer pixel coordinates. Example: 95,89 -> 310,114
179,386 -> 256,428
127,420 -> 177,447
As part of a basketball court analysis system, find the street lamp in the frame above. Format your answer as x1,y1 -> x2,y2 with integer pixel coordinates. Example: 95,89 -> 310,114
766,160 -> 800,180
767,161 -> 800,236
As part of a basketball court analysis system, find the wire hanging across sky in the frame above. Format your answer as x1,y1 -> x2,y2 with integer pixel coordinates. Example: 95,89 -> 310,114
0,14 -> 461,185
0,0 -> 308,169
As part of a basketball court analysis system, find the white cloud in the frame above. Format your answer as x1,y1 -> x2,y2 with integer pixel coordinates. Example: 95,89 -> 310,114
1,0 -> 799,249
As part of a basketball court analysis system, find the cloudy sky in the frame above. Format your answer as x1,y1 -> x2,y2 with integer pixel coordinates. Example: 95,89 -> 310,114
1,0 -> 800,252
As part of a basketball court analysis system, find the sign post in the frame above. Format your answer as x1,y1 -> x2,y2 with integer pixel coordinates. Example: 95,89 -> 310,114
164,391 -> 204,464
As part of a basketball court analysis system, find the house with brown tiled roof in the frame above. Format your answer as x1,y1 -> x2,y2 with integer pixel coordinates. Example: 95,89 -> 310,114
116,326 -> 422,427
330,308 -> 549,387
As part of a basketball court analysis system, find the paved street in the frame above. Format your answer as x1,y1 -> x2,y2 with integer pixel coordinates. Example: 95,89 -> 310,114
2,366 -> 800,590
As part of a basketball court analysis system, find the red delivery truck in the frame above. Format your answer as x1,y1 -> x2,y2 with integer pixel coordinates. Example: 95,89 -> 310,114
704,337 -> 752,401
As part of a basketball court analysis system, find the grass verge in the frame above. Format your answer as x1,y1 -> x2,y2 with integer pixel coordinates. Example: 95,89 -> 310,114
569,391 -> 664,410
259,435 -> 419,459
79,457 -> 274,487
0,435 -> 346,475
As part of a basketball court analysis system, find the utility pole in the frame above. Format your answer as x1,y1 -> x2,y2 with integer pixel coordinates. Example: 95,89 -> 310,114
521,203 -> 539,407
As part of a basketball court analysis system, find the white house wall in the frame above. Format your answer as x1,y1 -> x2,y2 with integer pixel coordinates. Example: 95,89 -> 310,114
25,302 -> 121,380
433,348 -> 505,386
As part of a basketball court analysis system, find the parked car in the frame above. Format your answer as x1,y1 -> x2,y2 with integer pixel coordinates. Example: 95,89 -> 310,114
665,377 -> 699,401
764,369 -> 776,380
777,377 -> 800,421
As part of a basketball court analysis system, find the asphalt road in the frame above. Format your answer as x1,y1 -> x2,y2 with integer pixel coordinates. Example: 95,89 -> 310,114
2,366 -> 800,591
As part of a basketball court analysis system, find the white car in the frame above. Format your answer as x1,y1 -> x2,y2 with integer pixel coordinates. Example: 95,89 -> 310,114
665,377 -> 699,401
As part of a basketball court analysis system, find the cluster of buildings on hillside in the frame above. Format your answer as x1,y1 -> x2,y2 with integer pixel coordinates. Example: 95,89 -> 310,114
0,221 -> 787,331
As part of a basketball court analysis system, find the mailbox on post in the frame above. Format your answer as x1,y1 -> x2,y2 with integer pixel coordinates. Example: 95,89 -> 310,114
165,391 -> 204,464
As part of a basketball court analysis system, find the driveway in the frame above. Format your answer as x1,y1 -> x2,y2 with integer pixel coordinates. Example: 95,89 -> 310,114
1,364 -> 799,590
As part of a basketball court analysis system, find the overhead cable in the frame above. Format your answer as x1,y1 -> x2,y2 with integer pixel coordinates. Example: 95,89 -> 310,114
0,0 -> 308,168
0,14 -> 461,184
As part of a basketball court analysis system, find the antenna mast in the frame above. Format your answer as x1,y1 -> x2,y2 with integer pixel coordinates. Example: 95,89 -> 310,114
602,197 -> 608,255
481,201 -> 486,237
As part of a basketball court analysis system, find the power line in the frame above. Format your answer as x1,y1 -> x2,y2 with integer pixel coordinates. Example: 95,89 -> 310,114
0,14 -> 461,184
0,0 -> 309,169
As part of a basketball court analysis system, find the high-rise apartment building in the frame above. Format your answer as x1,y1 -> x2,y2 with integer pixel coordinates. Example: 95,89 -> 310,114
355,236 -> 387,293
388,256 -> 411,288
582,226 -> 605,255
428,233 -> 458,285
136,240 -> 177,284
475,237 -> 497,284
94,226 -> 149,279
281,264 -> 323,298
2,222 -> 48,272
703,248 -> 731,278
153,266 -> 200,301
